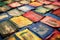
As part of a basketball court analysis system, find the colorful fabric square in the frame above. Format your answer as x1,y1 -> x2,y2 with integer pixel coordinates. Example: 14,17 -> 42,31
52,2 -> 60,6
41,16 -> 60,27
15,29 -> 42,40
29,2 -> 42,7
39,1 -> 51,4
23,11 -> 43,22
28,22 -> 54,38
3,0 -> 13,4
0,20 -> 16,35
34,6 -> 51,15
44,12 -> 60,20
19,0 -> 30,4
7,9 -> 24,16
18,5 -> 35,12
49,30 -> 60,40
44,4 -> 59,10
0,5 -> 10,12
19,0 -> 35,4
52,9 -> 60,17
8,2 -> 21,8
10,16 -> 33,28
0,13 -> 11,22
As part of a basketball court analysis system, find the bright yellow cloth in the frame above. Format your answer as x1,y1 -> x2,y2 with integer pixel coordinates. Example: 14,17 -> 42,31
15,29 -> 42,40
10,16 -> 33,28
